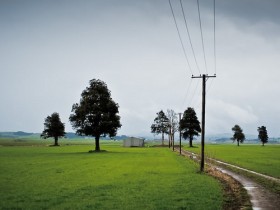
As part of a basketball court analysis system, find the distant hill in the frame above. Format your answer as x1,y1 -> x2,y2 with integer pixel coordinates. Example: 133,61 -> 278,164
0,131 -> 38,138
206,133 -> 280,144
0,131 -> 278,143
0,131 -> 129,140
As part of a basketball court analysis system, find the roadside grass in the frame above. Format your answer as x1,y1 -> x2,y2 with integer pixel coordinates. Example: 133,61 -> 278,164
224,164 -> 280,196
0,143 -> 223,210
185,144 -> 280,178
185,144 -> 280,195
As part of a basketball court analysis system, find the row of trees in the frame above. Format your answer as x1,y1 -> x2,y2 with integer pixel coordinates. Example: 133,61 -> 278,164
151,108 -> 201,147
231,124 -> 268,146
40,79 -> 269,150
151,109 -> 269,147
41,79 -> 122,151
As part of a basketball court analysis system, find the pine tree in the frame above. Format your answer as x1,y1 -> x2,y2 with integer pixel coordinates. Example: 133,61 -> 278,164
151,110 -> 169,145
179,107 -> 201,147
258,126 -> 268,146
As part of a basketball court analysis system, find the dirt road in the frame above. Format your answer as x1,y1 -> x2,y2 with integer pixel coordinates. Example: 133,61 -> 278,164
176,148 -> 280,210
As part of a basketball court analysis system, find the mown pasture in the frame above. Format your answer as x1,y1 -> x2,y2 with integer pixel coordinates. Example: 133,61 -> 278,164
0,140 -> 223,210
186,144 -> 280,178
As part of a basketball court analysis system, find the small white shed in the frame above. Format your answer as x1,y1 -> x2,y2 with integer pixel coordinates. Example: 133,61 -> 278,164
123,137 -> 144,147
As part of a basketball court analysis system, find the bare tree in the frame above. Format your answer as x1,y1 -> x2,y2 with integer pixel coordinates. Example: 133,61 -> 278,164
167,109 -> 179,148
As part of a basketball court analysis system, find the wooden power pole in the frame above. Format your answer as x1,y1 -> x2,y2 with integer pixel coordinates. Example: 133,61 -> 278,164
179,112 -> 182,155
192,74 -> 216,172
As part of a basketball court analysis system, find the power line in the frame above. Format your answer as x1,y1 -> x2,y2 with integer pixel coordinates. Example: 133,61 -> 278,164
188,78 -> 200,107
196,0 -> 208,74
192,74 -> 216,172
181,78 -> 193,109
214,0 -> 217,75
179,0 -> 201,75
169,0 -> 193,75
206,78 -> 215,95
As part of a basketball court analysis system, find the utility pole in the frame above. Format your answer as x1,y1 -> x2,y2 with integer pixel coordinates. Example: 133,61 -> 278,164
192,74 -> 216,172
179,112 -> 182,155
172,130 -> 175,151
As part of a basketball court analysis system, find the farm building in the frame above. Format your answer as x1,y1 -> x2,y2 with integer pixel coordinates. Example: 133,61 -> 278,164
123,137 -> 145,147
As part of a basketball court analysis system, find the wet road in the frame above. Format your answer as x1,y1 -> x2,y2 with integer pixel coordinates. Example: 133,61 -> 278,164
176,148 -> 280,210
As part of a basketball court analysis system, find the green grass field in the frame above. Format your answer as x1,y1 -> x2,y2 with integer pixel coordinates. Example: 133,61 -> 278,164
0,140 -> 223,210
185,144 -> 280,178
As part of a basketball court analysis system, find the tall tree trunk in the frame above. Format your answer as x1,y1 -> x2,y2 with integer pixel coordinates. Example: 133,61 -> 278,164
54,136 -> 58,146
170,127 -> 172,147
161,132 -> 164,145
95,135 -> 100,151
189,136 -> 193,147
237,140 -> 240,146
168,134 -> 171,148
262,142 -> 264,146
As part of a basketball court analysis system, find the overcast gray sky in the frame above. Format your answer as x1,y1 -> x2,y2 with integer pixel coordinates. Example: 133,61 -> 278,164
1,0 -> 280,137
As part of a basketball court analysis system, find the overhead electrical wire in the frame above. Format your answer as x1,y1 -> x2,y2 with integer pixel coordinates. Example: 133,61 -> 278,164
205,0 -> 217,95
188,79 -> 200,107
168,0 -> 217,112
214,0 -> 216,75
196,0 -> 208,74
169,0 -> 193,76
180,0 -> 201,75
206,78 -> 215,94
181,78 -> 193,109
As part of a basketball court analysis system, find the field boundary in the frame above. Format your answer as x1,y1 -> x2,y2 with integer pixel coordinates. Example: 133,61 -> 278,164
207,157 -> 280,183
174,148 -> 252,209
175,148 -> 280,209
177,148 -> 280,182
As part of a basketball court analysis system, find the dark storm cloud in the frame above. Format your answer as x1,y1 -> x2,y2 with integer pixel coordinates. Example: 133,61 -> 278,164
0,0 -> 279,136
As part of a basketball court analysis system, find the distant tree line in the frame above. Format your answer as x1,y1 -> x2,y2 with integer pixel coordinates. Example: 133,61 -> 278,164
151,107 -> 201,147
151,109 -> 270,147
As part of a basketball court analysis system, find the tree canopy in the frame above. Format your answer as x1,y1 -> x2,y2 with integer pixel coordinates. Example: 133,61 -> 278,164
151,110 -> 169,145
258,126 -> 268,146
69,79 -> 121,151
231,124 -> 245,146
179,107 -> 201,147
41,112 -> 65,146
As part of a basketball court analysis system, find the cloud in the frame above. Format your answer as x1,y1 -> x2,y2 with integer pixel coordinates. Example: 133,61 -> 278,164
0,0 -> 279,137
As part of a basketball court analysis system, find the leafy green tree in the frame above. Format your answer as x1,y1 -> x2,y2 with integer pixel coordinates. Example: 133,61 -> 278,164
258,126 -> 268,146
69,79 -> 121,151
231,125 -> 245,146
41,112 -> 66,146
179,107 -> 201,147
151,110 -> 169,145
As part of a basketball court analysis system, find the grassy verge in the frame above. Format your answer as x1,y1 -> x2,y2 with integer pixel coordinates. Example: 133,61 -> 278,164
219,164 -> 280,197
0,143 -> 223,209
185,144 -> 280,195
206,168 -> 252,210
186,144 -> 280,178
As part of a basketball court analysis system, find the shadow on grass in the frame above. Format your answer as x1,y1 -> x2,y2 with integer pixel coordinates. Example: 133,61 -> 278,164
189,145 -> 199,148
52,150 -> 145,156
